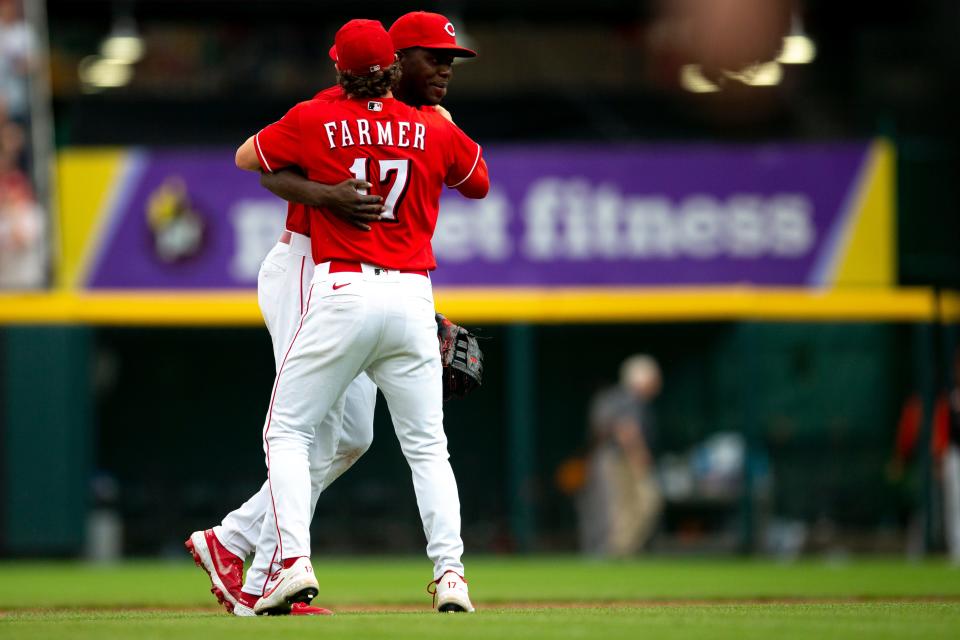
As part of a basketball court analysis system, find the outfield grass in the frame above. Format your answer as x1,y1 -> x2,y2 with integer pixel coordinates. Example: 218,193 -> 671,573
1,557 -> 958,639
3,605 -> 960,640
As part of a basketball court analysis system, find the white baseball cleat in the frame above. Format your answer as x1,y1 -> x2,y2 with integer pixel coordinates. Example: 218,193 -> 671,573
429,571 -> 475,613
253,556 -> 320,616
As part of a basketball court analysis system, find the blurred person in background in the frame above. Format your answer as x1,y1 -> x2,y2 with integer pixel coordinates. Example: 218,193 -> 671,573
0,0 -> 43,289
577,354 -> 664,556
0,0 -> 34,122
1,114 -> 27,170
0,173 -> 45,288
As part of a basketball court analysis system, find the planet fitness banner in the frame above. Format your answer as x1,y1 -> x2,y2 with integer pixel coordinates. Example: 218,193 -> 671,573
56,141 -> 893,290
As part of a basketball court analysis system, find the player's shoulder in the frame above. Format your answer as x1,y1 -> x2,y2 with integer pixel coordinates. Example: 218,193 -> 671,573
313,85 -> 345,102
415,106 -> 447,123
294,96 -> 343,119
410,106 -> 463,135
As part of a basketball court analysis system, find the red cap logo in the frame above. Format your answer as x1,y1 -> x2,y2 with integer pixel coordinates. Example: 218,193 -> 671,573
388,11 -> 476,58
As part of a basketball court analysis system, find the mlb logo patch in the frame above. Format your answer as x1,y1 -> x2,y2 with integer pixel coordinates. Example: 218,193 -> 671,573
368,101 -> 383,112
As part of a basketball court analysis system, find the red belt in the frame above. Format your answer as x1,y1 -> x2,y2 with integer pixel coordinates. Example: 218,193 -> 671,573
328,259 -> 428,278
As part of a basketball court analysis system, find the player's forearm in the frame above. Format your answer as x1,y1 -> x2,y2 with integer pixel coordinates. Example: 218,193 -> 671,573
260,169 -> 328,208
235,136 -> 261,171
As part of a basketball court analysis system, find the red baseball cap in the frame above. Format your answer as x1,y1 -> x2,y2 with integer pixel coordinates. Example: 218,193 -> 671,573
330,19 -> 396,76
389,11 -> 477,57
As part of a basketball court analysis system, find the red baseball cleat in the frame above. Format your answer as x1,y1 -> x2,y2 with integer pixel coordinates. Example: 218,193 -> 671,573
185,529 -> 244,613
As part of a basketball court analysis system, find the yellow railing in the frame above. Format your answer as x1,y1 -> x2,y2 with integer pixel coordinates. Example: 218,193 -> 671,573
0,287 -> 955,326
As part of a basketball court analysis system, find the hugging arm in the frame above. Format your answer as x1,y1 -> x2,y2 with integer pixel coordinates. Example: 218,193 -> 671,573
236,132 -> 385,231
260,169 -> 386,231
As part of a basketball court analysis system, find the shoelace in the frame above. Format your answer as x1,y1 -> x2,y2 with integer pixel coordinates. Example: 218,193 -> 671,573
426,577 -> 440,608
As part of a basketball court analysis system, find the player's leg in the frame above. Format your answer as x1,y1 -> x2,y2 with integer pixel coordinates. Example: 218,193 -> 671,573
240,391 -> 348,602
241,376 -> 376,610
238,372 -> 376,603
365,278 -> 473,612
246,275 -> 377,614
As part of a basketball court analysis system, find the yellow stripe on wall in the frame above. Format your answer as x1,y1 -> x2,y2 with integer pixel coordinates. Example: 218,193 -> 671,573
434,287 -> 934,322
0,291 -> 262,326
0,287 -> 941,326
55,149 -> 127,289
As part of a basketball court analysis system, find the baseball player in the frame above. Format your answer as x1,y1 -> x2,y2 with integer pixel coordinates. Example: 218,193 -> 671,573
233,18 -> 488,615
185,12 -> 479,616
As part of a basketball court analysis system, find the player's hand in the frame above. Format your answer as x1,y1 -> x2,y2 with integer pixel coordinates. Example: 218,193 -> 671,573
320,179 -> 385,231
434,105 -> 454,123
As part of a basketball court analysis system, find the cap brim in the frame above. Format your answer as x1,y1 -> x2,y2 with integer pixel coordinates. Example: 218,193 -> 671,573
328,44 -> 338,62
405,42 -> 477,58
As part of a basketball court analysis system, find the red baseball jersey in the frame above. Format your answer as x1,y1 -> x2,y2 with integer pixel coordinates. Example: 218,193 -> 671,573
282,85 -> 346,236
255,96 -> 485,270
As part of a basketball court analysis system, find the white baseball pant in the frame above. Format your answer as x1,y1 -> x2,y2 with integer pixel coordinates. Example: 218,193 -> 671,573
212,232 -> 377,595
244,261 -> 465,595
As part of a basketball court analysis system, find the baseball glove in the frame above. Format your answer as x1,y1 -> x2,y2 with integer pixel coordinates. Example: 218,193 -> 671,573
436,313 -> 484,401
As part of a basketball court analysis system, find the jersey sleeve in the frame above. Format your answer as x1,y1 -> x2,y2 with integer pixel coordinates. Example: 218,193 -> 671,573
254,102 -> 306,173
444,123 -> 487,197
456,157 -> 489,199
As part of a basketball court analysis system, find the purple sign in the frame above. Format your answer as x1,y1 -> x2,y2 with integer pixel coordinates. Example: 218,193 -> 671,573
82,143 -> 881,289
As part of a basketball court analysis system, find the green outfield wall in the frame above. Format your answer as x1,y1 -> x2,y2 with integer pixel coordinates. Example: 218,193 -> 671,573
2,320 -> 947,557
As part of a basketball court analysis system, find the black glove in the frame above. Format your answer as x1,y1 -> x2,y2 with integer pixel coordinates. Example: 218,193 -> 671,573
436,313 -> 484,401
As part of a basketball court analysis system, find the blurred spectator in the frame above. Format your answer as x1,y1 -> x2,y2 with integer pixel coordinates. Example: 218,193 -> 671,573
0,171 -> 44,288
1,115 -> 26,167
577,354 -> 664,556
0,0 -> 44,288
0,0 -> 34,121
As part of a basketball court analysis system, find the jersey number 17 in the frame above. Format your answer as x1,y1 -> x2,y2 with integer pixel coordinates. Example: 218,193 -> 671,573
349,158 -> 410,222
